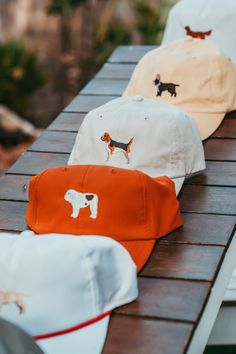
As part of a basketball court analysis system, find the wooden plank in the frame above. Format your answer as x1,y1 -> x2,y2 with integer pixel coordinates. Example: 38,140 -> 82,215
212,118 -> 236,138
29,131 -> 76,154
116,277 -> 210,322
0,182 -> 234,247
6,150 -> 236,191
0,175 -> 30,201
187,161 -> 236,187
20,127 -> 236,164
80,78 -> 128,96
161,213 -> 235,246
140,243 -> 224,281
8,152 -> 68,175
64,94 -> 117,113
179,185 -> 236,215
0,200 -> 225,284
108,45 -> 155,63
204,139 -> 236,161
103,315 -> 192,354
95,63 -> 136,80
0,201 -> 27,231
48,112 -> 85,132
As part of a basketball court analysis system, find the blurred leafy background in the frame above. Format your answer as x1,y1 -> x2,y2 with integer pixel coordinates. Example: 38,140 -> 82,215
0,0 -> 175,128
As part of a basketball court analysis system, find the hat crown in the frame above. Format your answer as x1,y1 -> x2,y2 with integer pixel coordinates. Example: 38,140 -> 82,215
0,233 -> 137,337
69,96 -> 205,179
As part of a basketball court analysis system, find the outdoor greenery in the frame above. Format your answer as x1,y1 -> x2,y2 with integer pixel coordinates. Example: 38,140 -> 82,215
48,0 -> 86,52
135,0 -> 166,44
0,40 -> 44,116
0,0 -> 173,125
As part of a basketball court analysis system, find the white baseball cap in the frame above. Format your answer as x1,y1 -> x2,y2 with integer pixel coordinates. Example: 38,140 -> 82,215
0,231 -> 138,354
162,0 -> 236,63
123,37 -> 236,140
68,96 -> 205,195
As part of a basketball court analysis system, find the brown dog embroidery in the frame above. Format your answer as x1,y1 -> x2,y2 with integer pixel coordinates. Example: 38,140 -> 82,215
0,291 -> 25,314
153,74 -> 179,97
185,26 -> 212,40
101,132 -> 134,164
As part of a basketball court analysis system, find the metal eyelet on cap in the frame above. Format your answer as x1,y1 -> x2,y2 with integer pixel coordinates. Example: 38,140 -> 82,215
133,96 -> 144,102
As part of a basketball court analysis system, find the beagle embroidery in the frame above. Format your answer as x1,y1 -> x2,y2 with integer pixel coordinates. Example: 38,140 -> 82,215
185,26 -> 212,40
153,74 -> 179,97
0,291 -> 25,314
101,132 -> 134,164
64,189 -> 98,219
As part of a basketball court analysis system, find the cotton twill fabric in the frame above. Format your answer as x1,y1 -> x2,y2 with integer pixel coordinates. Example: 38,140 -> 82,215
0,232 -> 138,354
26,165 -> 183,272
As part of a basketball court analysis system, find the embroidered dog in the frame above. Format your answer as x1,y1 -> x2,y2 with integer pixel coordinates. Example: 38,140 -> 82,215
101,132 -> 134,164
153,74 -> 179,97
185,26 -> 212,40
64,189 -> 98,219
0,291 -> 25,314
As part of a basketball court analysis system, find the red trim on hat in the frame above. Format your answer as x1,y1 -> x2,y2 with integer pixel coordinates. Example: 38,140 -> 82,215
34,310 -> 112,341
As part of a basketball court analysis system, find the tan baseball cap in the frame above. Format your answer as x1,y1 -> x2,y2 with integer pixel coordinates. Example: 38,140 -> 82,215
123,37 -> 236,140
68,96 -> 205,195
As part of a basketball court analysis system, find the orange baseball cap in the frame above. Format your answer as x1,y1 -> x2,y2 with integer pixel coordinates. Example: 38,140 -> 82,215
26,165 -> 182,272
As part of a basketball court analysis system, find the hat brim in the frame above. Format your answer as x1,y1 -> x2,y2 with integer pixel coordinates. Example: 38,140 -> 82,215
37,314 -> 110,354
121,239 -> 156,272
190,111 -> 225,141
172,176 -> 185,196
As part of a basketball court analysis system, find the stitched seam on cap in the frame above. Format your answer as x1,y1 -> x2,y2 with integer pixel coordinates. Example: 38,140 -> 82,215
75,165 -> 90,232
79,237 -> 98,315
170,114 -> 179,173
134,170 -> 149,236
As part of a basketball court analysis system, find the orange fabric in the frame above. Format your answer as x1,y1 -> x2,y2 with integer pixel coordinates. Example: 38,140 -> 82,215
26,165 -> 182,271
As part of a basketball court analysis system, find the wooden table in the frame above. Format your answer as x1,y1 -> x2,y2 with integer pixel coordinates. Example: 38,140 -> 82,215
0,45 -> 236,354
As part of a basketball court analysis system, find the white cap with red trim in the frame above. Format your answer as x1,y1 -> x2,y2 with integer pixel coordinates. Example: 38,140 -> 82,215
0,231 -> 138,354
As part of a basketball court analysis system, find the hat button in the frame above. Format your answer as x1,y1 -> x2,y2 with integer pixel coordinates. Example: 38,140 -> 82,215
133,95 -> 144,102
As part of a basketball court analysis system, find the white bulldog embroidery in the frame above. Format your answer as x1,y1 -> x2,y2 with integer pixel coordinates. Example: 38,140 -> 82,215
0,291 -> 25,314
64,189 -> 98,219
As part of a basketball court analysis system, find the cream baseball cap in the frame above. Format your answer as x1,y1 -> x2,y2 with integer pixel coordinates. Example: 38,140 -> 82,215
0,231 -> 138,354
68,96 -> 205,195
162,0 -> 236,63
123,37 -> 236,140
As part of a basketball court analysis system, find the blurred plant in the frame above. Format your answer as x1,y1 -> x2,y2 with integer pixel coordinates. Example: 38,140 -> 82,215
47,0 -> 88,100
0,40 -> 44,116
80,20 -> 131,87
135,0 -> 172,44
47,0 -> 87,52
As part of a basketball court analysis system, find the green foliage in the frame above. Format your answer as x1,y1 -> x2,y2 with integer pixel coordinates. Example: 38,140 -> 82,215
47,0 -> 86,16
135,0 -> 170,44
80,21 -> 131,86
0,40 -> 44,115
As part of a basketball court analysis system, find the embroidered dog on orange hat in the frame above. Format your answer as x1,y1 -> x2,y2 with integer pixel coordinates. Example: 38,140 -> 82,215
101,132 -> 134,164
64,189 -> 98,219
0,291 -> 25,314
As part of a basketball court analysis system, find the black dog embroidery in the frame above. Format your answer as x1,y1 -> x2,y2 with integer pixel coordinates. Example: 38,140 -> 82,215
153,74 -> 179,97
